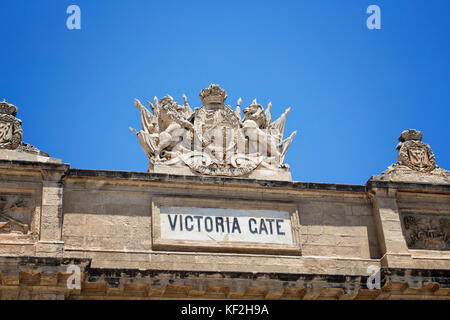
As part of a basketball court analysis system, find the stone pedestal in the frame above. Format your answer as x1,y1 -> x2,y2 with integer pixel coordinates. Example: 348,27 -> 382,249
0,149 -> 62,164
152,163 -> 293,181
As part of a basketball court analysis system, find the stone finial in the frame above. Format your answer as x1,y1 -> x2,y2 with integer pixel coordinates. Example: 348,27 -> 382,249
396,129 -> 436,172
371,129 -> 449,183
0,100 -> 22,150
0,100 -> 50,158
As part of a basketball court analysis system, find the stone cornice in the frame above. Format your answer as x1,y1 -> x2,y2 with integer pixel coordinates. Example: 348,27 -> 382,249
366,177 -> 450,193
1,255 -> 449,299
66,168 -> 367,193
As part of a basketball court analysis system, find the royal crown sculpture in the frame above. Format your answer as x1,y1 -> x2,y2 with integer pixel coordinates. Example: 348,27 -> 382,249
130,84 -> 297,181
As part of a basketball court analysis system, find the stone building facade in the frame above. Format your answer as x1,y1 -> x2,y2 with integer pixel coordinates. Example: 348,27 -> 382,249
0,91 -> 449,300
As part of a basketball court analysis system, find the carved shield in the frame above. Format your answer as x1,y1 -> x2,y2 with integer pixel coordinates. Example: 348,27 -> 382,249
194,106 -> 241,165
0,121 -> 13,143
0,114 -> 22,150
398,140 -> 436,172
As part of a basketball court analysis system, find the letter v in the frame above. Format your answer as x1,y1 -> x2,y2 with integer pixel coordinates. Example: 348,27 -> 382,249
168,214 -> 178,231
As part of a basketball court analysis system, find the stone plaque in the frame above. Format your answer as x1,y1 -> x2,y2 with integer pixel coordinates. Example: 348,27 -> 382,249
152,197 -> 301,254
0,194 -> 32,235
402,213 -> 450,250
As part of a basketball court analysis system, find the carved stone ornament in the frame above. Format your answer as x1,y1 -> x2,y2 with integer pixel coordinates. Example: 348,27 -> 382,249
0,195 -> 30,234
130,84 -> 297,180
403,214 -> 450,250
0,100 -> 22,150
396,129 -> 436,172
373,129 -> 450,184
0,99 -> 49,157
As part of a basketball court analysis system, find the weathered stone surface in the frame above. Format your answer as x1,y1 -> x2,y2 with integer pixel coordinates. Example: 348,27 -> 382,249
0,149 -> 62,164
0,194 -> 33,235
402,213 -> 449,250
1,108 -> 449,300
0,100 -> 21,150
32,263 -> 450,299
0,100 -> 54,160
130,84 -> 296,181
372,129 -> 450,184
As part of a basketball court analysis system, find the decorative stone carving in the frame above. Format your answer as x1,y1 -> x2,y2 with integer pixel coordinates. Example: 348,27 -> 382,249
130,84 -> 297,181
403,214 -> 450,250
396,129 -> 436,172
373,129 -> 450,183
0,196 -> 30,234
0,100 -> 22,150
0,99 -> 49,157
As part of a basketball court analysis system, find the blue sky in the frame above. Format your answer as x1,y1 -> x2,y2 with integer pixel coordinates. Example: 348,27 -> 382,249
1,0 -> 449,185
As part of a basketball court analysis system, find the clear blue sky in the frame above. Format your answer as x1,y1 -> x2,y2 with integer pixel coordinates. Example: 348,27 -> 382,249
1,0 -> 449,185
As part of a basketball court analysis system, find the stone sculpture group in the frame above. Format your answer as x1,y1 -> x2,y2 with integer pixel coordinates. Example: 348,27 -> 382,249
1,87 -> 448,182
130,84 -> 297,179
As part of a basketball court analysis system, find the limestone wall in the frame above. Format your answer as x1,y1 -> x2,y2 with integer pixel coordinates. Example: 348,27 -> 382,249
0,160 -> 449,278
59,172 -> 378,275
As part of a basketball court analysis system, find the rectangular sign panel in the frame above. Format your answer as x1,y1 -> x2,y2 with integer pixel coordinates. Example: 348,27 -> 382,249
160,206 -> 293,244
152,197 -> 301,254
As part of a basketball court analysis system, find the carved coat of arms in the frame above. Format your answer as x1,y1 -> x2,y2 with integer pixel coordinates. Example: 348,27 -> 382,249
396,129 -> 436,172
130,84 -> 297,180
0,99 -> 48,156
0,100 -> 22,150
